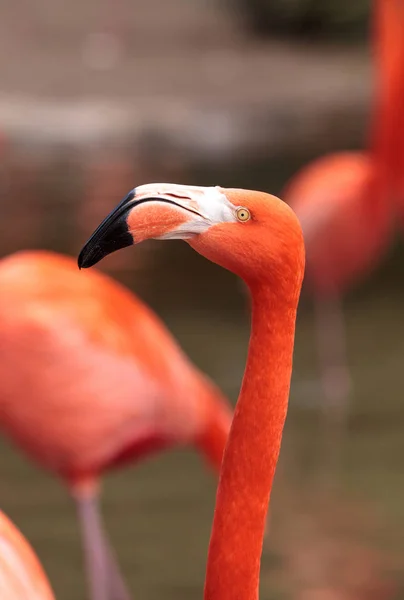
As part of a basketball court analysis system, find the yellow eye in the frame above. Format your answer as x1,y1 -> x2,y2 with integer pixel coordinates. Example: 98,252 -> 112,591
236,207 -> 251,222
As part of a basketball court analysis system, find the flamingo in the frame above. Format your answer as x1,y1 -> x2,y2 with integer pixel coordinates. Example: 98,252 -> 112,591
387,5 -> 404,218
0,509 -> 55,600
0,249 -> 232,600
78,182 -> 305,600
280,0 -> 403,452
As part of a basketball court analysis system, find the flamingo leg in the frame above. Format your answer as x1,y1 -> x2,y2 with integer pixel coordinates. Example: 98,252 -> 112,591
101,531 -> 132,600
314,294 -> 352,487
75,494 -> 132,600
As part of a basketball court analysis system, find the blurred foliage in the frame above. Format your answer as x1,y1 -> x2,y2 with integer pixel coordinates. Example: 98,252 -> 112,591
230,0 -> 371,40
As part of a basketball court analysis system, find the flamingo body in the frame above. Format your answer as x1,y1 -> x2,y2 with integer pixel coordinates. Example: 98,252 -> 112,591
0,250 -> 232,600
0,250 -> 230,484
284,151 -> 391,295
0,510 -> 55,600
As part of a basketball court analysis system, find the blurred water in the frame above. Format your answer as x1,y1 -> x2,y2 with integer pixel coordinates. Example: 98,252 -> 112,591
0,146 -> 403,599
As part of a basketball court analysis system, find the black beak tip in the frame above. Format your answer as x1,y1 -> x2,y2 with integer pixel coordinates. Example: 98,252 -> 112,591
77,245 -> 100,270
77,228 -> 135,271
77,188 -> 137,271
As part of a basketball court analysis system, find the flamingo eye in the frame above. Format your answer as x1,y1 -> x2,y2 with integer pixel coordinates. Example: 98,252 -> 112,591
235,207 -> 251,222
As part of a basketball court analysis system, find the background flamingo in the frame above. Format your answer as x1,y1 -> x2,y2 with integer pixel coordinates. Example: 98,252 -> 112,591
281,0 -> 404,474
0,249 -> 232,600
0,509 -> 55,600
388,4 -> 404,221
78,181 -> 305,600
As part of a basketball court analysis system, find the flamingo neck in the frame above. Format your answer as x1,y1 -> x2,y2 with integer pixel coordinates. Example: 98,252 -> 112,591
368,0 -> 403,204
204,282 -> 299,600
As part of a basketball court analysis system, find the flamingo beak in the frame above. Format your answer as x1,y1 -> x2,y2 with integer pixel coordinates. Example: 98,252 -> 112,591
78,184 -> 235,269
78,189 -> 137,269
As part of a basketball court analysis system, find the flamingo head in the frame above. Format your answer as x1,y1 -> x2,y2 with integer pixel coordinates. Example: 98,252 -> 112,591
78,183 -> 304,287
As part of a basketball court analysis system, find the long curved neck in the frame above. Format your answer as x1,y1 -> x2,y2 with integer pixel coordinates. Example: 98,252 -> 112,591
204,282 -> 299,600
368,0 -> 404,205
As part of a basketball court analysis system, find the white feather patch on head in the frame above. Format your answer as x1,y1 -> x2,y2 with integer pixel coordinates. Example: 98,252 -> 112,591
134,184 -> 237,240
